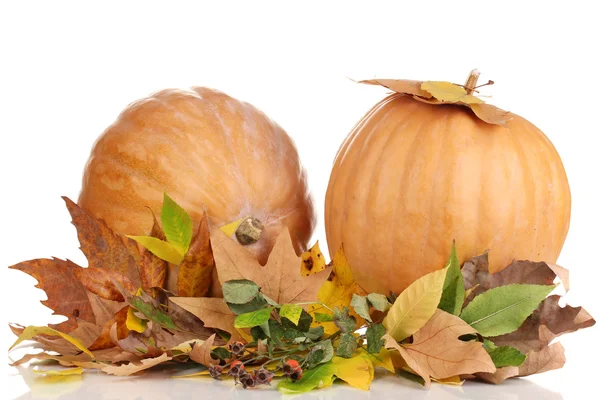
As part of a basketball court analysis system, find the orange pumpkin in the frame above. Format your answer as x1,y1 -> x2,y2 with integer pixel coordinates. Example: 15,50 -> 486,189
325,74 -> 571,295
79,87 -> 315,266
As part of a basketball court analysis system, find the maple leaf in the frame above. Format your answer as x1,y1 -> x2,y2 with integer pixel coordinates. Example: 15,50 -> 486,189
188,333 -> 220,367
384,310 -> 495,387
73,267 -> 136,302
307,247 -> 366,335
9,258 -> 95,332
210,227 -> 331,304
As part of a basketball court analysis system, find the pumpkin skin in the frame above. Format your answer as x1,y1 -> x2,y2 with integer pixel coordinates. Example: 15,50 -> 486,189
325,94 -> 571,295
79,87 -> 316,265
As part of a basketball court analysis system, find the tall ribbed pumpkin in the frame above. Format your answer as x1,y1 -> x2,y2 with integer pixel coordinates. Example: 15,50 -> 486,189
325,73 -> 571,295
79,87 -> 315,265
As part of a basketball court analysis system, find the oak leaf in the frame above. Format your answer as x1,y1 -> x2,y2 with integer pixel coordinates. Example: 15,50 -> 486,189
384,310 -> 495,386
210,227 -> 331,304
9,258 -> 95,332
307,247 -> 366,334
188,333 -> 219,367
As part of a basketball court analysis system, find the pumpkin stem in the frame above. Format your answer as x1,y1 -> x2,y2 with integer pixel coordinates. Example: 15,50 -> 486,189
235,217 -> 264,245
464,69 -> 481,94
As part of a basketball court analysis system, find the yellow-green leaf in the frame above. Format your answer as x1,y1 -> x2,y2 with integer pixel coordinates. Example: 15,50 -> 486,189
126,306 -> 147,333
127,236 -> 184,265
220,217 -> 244,238
161,192 -> 193,255
383,267 -> 448,342
34,367 -> 83,376
9,326 -> 94,359
421,81 -> 467,102
280,304 -> 304,326
332,355 -> 374,391
358,348 -> 395,373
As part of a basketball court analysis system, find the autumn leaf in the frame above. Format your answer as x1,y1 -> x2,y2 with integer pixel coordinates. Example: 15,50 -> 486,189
211,227 -> 331,304
9,258 -> 95,332
73,267 -> 136,302
421,81 -> 471,102
278,362 -> 336,394
188,334 -> 219,367
139,211 -> 167,291
88,306 -> 129,351
332,355 -> 374,390
33,367 -> 83,376
359,79 -> 432,98
301,241 -> 327,276
177,209 -> 214,297
383,267 -> 447,342
219,217 -> 244,237
126,306 -> 147,333
438,242 -> 465,316
10,326 -> 94,359
358,348 -> 395,373
384,310 -> 495,386
517,342 -> 566,376
169,297 -> 243,342
308,247 -> 366,335
101,353 -> 172,376
63,197 -> 141,287
470,103 -> 512,125
460,284 -> 555,337
280,304 -> 304,326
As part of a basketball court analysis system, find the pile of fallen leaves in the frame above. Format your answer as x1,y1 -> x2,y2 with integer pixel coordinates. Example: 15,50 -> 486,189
8,195 -> 596,393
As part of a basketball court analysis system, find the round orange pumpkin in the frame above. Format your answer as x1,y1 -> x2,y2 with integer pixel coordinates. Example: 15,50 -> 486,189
79,87 -> 315,265
325,76 -> 571,295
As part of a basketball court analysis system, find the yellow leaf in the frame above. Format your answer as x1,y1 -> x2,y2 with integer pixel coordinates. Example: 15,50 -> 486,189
383,267 -> 447,342
358,348 -> 395,373
308,247 -> 366,334
9,326 -> 94,359
459,94 -> 484,104
126,306 -> 147,333
332,355 -> 374,391
127,235 -> 184,265
219,217 -> 244,237
101,353 -> 171,376
170,340 -> 198,354
34,367 -> 83,376
300,241 -> 327,276
421,81 -> 467,102
433,375 -> 463,386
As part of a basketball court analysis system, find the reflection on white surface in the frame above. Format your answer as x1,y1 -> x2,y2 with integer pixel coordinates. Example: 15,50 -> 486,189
8,366 -> 563,400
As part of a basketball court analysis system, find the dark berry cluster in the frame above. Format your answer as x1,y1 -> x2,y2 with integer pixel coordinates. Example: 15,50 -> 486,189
221,361 -> 275,389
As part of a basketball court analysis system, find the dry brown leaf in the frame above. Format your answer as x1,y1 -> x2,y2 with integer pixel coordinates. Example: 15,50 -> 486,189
100,353 -> 172,376
9,258 -> 95,332
73,267 -> 136,302
177,210 -> 214,297
8,323 -> 99,357
188,334 -> 219,367
492,295 -> 595,353
63,197 -> 141,287
476,367 -> 520,384
463,253 -> 568,303
86,292 -> 126,327
211,227 -> 331,304
518,342 -> 566,377
140,211 -> 167,291
169,297 -> 242,342
384,310 -> 495,386
470,103 -> 512,125
88,306 -> 129,351
359,79 -> 432,98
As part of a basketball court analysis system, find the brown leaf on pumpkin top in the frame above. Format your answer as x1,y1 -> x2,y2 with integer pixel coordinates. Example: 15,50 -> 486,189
359,79 -> 433,98
384,310 -> 495,387
492,295 -> 595,353
188,334 -> 220,367
177,209 -> 215,297
462,252 -> 568,303
63,197 -> 141,287
210,227 -> 331,304
9,258 -> 95,333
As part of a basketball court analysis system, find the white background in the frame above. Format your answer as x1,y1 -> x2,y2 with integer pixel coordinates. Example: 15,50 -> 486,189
1,1 -> 598,399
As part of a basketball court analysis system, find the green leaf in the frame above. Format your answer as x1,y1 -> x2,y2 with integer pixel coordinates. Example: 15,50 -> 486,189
250,326 -> 267,341
310,339 -> 334,367
398,369 -> 425,386
350,294 -> 372,322
127,236 -> 184,264
282,310 -> 313,332
222,280 -> 260,304
210,347 -> 231,361
307,349 -> 325,369
226,294 -> 268,315
305,326 -> 325,341
267,320 -> 285,346
280,304 -> 304,326
234,307 -> 273,328
438,242 -> 465,316
277,362 -> 336,394
129,297 -> 177,330
315,313 -> 334,322
366,324 -> 386,354
484,341 -> 526,368
367,293 -> 391,312
333,307 -> 357,333
460,284 -> 555,336
336,333 -> 358,358
161,192 -> 193,255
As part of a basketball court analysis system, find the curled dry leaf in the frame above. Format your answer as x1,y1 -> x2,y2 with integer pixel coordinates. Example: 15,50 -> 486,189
211,227 -> 331,304
188,334 -> 219,367
9,258 -> 95,333
100,353 -> 172,376
384,310 -> 495,387
177,209 -> 215,297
